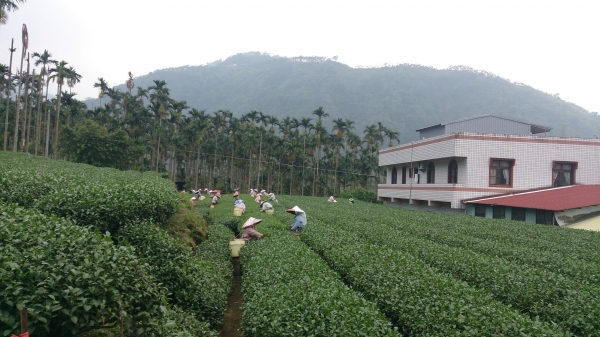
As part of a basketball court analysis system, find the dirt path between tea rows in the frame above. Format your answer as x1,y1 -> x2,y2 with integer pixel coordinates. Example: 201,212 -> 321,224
220,257 -> 243,337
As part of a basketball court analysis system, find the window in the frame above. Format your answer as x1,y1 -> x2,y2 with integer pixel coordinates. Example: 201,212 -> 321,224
553,162 -> 577,187
391,167 -> 398,184
489,159 -> 514,187
536,210 -> 555,225
401,167 -> 407,184
511,207 -> 526,222
474,204 -> 486,217
448,159 -> 458,184
493,206 -> 505,219
427,162 -> 435,184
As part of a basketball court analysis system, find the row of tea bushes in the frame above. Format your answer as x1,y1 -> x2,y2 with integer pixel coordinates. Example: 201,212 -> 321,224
283,197 -> 600,336
117,221 -> 231,327
383,218 -> 600,285
0,152 -> 178,234
272,199 -> 567,336
0,203 -> 218,337
338,198 -> 600,265
309,198 -> 600,285
205,195 -> 399,337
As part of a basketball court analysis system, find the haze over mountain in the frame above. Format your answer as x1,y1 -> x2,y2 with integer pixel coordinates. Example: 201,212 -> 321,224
86,52 -> 600,144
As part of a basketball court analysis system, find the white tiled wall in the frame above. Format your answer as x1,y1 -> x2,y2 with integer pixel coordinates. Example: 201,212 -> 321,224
379,132 -> 600,208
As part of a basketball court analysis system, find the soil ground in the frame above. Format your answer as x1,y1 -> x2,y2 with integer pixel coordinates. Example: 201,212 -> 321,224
219,258 -> 244,337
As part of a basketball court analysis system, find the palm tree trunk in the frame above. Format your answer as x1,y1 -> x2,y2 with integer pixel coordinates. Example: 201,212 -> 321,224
20,60 -> 31,152
3,38 -> 14,152
13,51 -> 26,152
53,84 -> 62,157
257,131 -> 262,187
156,119 -> 161,172
44,79 -> 51,157
302,136 -> 306,196
34,75 -> 43,155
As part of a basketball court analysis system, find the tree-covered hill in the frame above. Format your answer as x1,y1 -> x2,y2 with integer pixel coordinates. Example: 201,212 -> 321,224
88,52 -> 600,143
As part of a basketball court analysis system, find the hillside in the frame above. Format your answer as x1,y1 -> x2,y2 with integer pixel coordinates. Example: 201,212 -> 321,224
87,52 -> 600,143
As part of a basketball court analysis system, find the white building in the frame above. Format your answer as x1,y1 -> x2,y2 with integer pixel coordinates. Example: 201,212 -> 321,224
378,115 -> 600,212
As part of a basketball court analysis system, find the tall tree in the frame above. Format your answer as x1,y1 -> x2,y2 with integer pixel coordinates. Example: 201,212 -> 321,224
93,77 -> 108,107
12,24 -> 27,151
49,60 -> 81,157
32,50 -> 57,157
311,106 -> 329,195
2,38 -> 14,151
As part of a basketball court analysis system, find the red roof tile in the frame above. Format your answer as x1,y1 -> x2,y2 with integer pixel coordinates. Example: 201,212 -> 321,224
464,185 -> 600,211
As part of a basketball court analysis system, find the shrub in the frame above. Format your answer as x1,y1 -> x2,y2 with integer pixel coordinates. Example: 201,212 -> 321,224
117,221 -> 229,327
0,203 -> 167,337
339,187 -> 378,203
0,152 -> 178,235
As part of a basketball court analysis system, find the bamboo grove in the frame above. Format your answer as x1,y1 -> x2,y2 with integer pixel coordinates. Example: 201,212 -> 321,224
1,54 -> 401,196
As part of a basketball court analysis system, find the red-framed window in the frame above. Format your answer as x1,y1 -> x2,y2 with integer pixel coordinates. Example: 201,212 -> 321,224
426,161 -> 435,184
391,167 -> 398,184
401,167 -> 407,184
552,161 -> 577,187
489,158 -> 515,187
448,159 -> 458,184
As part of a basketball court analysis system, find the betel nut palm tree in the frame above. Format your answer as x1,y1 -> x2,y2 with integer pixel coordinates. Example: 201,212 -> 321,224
32,49 -> 57,157
49,60 -> 81,157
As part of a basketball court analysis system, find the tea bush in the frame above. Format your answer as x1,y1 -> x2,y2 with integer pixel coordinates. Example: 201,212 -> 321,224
0,152 -> 178,234
206,194 -> 398,336
279,196 -> 600,336
0,203 -> 166,337
116,221 -> 229,327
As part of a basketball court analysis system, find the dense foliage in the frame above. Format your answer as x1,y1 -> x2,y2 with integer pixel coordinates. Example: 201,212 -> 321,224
0,203 -> 166,337
205,194 -> 398,337
339,187 -> 379,203
116,221 -> 230,327
278,195 -> 600,336
0,152 -> 178,234
0,154 -> 230,336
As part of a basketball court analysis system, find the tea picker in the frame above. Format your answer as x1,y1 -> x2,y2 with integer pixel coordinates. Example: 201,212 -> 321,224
260,200 -> 274,213
242,217 -> 265,242
286,206 -> 307,232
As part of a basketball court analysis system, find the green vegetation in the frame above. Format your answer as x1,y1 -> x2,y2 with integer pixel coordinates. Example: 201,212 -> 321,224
339,187 -> 379,203
0,153 -> 233,336
164,194 -> 210,250
206,195 -> 398,337
4,151 -> 600,335
0,152 -> 178,234
115,52 -> 600,141
0,204 -> 166,337
276,195 -> 600,336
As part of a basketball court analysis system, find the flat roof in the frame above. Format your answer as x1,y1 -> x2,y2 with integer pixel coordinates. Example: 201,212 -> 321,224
416,114 -> 552,134
464,185 -> 600,211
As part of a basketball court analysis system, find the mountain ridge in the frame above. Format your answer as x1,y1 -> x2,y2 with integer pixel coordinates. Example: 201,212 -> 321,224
85,52 -> 599,143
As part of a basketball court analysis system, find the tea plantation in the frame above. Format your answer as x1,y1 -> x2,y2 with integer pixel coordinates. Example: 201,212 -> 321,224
3,151 -> 600,336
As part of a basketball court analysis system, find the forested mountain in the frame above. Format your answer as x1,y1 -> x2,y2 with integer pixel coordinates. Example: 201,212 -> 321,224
87,52 -> 600,143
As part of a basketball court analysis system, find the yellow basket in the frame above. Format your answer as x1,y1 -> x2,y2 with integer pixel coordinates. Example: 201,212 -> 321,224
229,238 -> 246,257
265,209 -> 274,215
233,208 -> 243,217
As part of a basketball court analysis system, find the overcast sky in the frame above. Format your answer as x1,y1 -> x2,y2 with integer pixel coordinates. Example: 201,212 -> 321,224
2,0 -> 599,113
